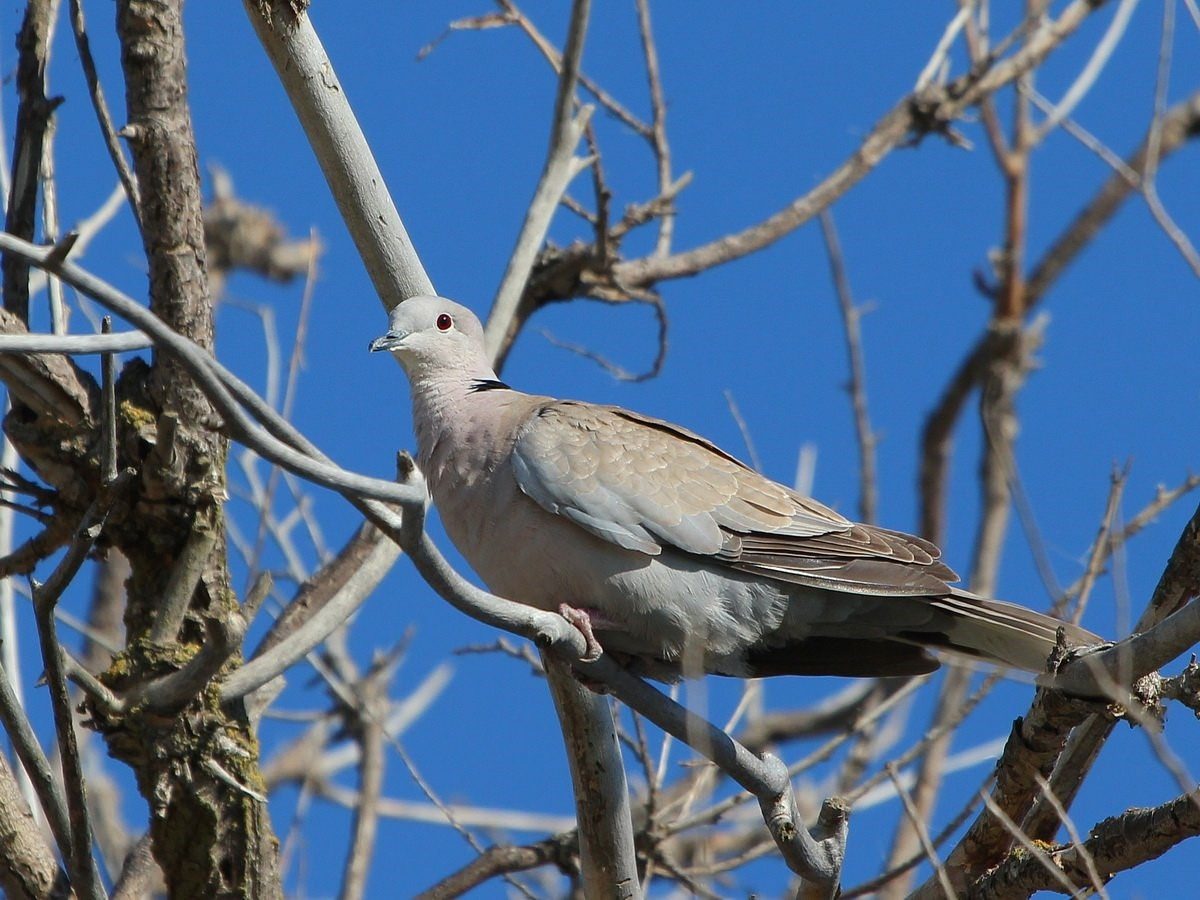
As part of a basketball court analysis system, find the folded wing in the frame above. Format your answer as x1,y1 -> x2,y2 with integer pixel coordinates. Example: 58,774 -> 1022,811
511,401 -> 958,596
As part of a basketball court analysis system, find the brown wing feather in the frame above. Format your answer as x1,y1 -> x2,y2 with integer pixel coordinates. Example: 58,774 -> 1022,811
603,407 -> 958,593
516,402 -> 958,595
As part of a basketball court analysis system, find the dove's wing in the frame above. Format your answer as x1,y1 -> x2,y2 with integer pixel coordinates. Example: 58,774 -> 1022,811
511,401 -> 958,596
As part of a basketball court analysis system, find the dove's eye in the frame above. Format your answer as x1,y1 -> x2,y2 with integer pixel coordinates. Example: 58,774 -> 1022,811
436,313 -> 453,331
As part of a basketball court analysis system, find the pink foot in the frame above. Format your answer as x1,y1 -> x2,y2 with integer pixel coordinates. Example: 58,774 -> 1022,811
558,604 -> 605,662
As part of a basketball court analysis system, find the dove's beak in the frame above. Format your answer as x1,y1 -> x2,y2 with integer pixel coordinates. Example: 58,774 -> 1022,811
369,330 -> 407,353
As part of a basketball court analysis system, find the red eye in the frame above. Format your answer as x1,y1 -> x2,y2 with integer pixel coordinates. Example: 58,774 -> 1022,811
436,313 -> 453,331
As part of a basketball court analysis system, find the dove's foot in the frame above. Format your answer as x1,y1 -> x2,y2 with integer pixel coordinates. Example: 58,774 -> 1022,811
558,604 -> 607,662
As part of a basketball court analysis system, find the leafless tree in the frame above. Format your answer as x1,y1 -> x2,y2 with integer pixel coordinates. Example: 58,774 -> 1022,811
0,1 -> 1198,898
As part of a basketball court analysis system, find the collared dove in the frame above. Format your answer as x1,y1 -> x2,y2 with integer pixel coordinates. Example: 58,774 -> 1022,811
371,296 -> 1098,680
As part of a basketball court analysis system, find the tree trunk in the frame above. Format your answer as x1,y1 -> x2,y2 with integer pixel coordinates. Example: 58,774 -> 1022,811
82,2 -> 283,897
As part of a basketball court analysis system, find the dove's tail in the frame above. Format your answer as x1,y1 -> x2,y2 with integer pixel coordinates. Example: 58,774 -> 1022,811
898,588 -> 1100,673
740,588 -> 1100,679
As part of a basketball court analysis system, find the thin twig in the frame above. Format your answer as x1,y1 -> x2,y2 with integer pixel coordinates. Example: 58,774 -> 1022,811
538,293 -> 669,383
484,0 -> 595,367
497,0 -> 651,138
100,317 -> 117,483
1032,0 -> 1139,143
68,0 -> 141,222
1032,773 -> 1111,898
337,673 -> 388,900
885,763 -> 956,899
634,0 -> 674,257
1140,0 -> 1200,277
819,210 -> 877,524
1063,465 -> 1129,623
722,390 -> 763,473
607,0 -> 1112,290
32,486 -> 124,900
0,642 -> 74,865
915,5 -> 971,91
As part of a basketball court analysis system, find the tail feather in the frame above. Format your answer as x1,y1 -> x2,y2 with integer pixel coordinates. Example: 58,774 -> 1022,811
908,588 -> 1099,673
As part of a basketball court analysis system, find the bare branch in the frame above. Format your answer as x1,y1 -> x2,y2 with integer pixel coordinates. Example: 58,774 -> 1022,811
1064,466 -> 1129,622
1140,0 -> 1200,276
969,787 -> 1086,898
1032,773 -> 1111,898
32,485 -> 125,900
1053,583 -> 1200,697
318,782 -> 576,834
337,668 -> 389,900
485,0 -> 595,366
223,524 -> 400,701
633,0 -> 675,256
497,0 -> 651,138
538,294 -> 669,383
204,165 -> 321,292
111,834 -> 159,900
1026,88 -> 1200,305
915,6 -> 970,92
128,611 -> 246,714
0,231 -> 427,509
977,788 -> 1200,897
886,763 -> 955,899
839,792 -> 982,898
0,308 -> 100,426
893,317 -> 1044,896
244,0 -> 435,308
819,210 -> 877,524
0,749 -> 62,900
264,664 -> 452,789
3,0 -> 60,325
67,0 -> 141,222
1031,0 -> 1139,143
543,652 -> 639,899
147,523 -> 219,644
416,833 -> 578,900
0,632 -> 74,860
0,231 -> 851,893
606,0 -> 1112,290
249,521 -> 391,654
932,498 -> 1200,890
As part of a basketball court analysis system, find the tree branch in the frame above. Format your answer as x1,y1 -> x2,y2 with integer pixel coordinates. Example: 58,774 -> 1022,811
485,0 -> 595,367
544,654 -> 639,899
416,833 -> 578,900
243,0 -> 435,307
975,788 -> 1200,898
602,0 -> 1111,291
819,210 -> 877,525
68,0 -> 141,224
2,0 -> 59,325
0,745 -> 62,900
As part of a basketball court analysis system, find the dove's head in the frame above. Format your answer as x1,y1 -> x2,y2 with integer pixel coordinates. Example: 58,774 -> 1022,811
370,296 -> 495,382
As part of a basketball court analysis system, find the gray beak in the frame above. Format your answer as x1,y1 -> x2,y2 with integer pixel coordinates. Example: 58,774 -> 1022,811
369,331 -> 405,353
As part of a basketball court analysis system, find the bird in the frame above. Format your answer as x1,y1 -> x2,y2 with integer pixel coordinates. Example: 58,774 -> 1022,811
370,295 -> 1099,682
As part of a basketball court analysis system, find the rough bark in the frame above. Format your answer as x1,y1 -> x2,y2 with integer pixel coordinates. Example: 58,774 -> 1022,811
0,751 -> 63,900
2,0 -> 58,325
70,2 -> 284,897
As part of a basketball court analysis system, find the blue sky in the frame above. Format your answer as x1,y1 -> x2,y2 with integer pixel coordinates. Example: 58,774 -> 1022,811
4,1 -> 1200,896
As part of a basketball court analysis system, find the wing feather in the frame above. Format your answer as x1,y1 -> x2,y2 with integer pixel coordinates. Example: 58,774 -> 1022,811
511,401 -> 957,593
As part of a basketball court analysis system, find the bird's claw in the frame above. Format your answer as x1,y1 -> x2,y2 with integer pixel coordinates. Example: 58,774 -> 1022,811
558,604 -> 604,662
